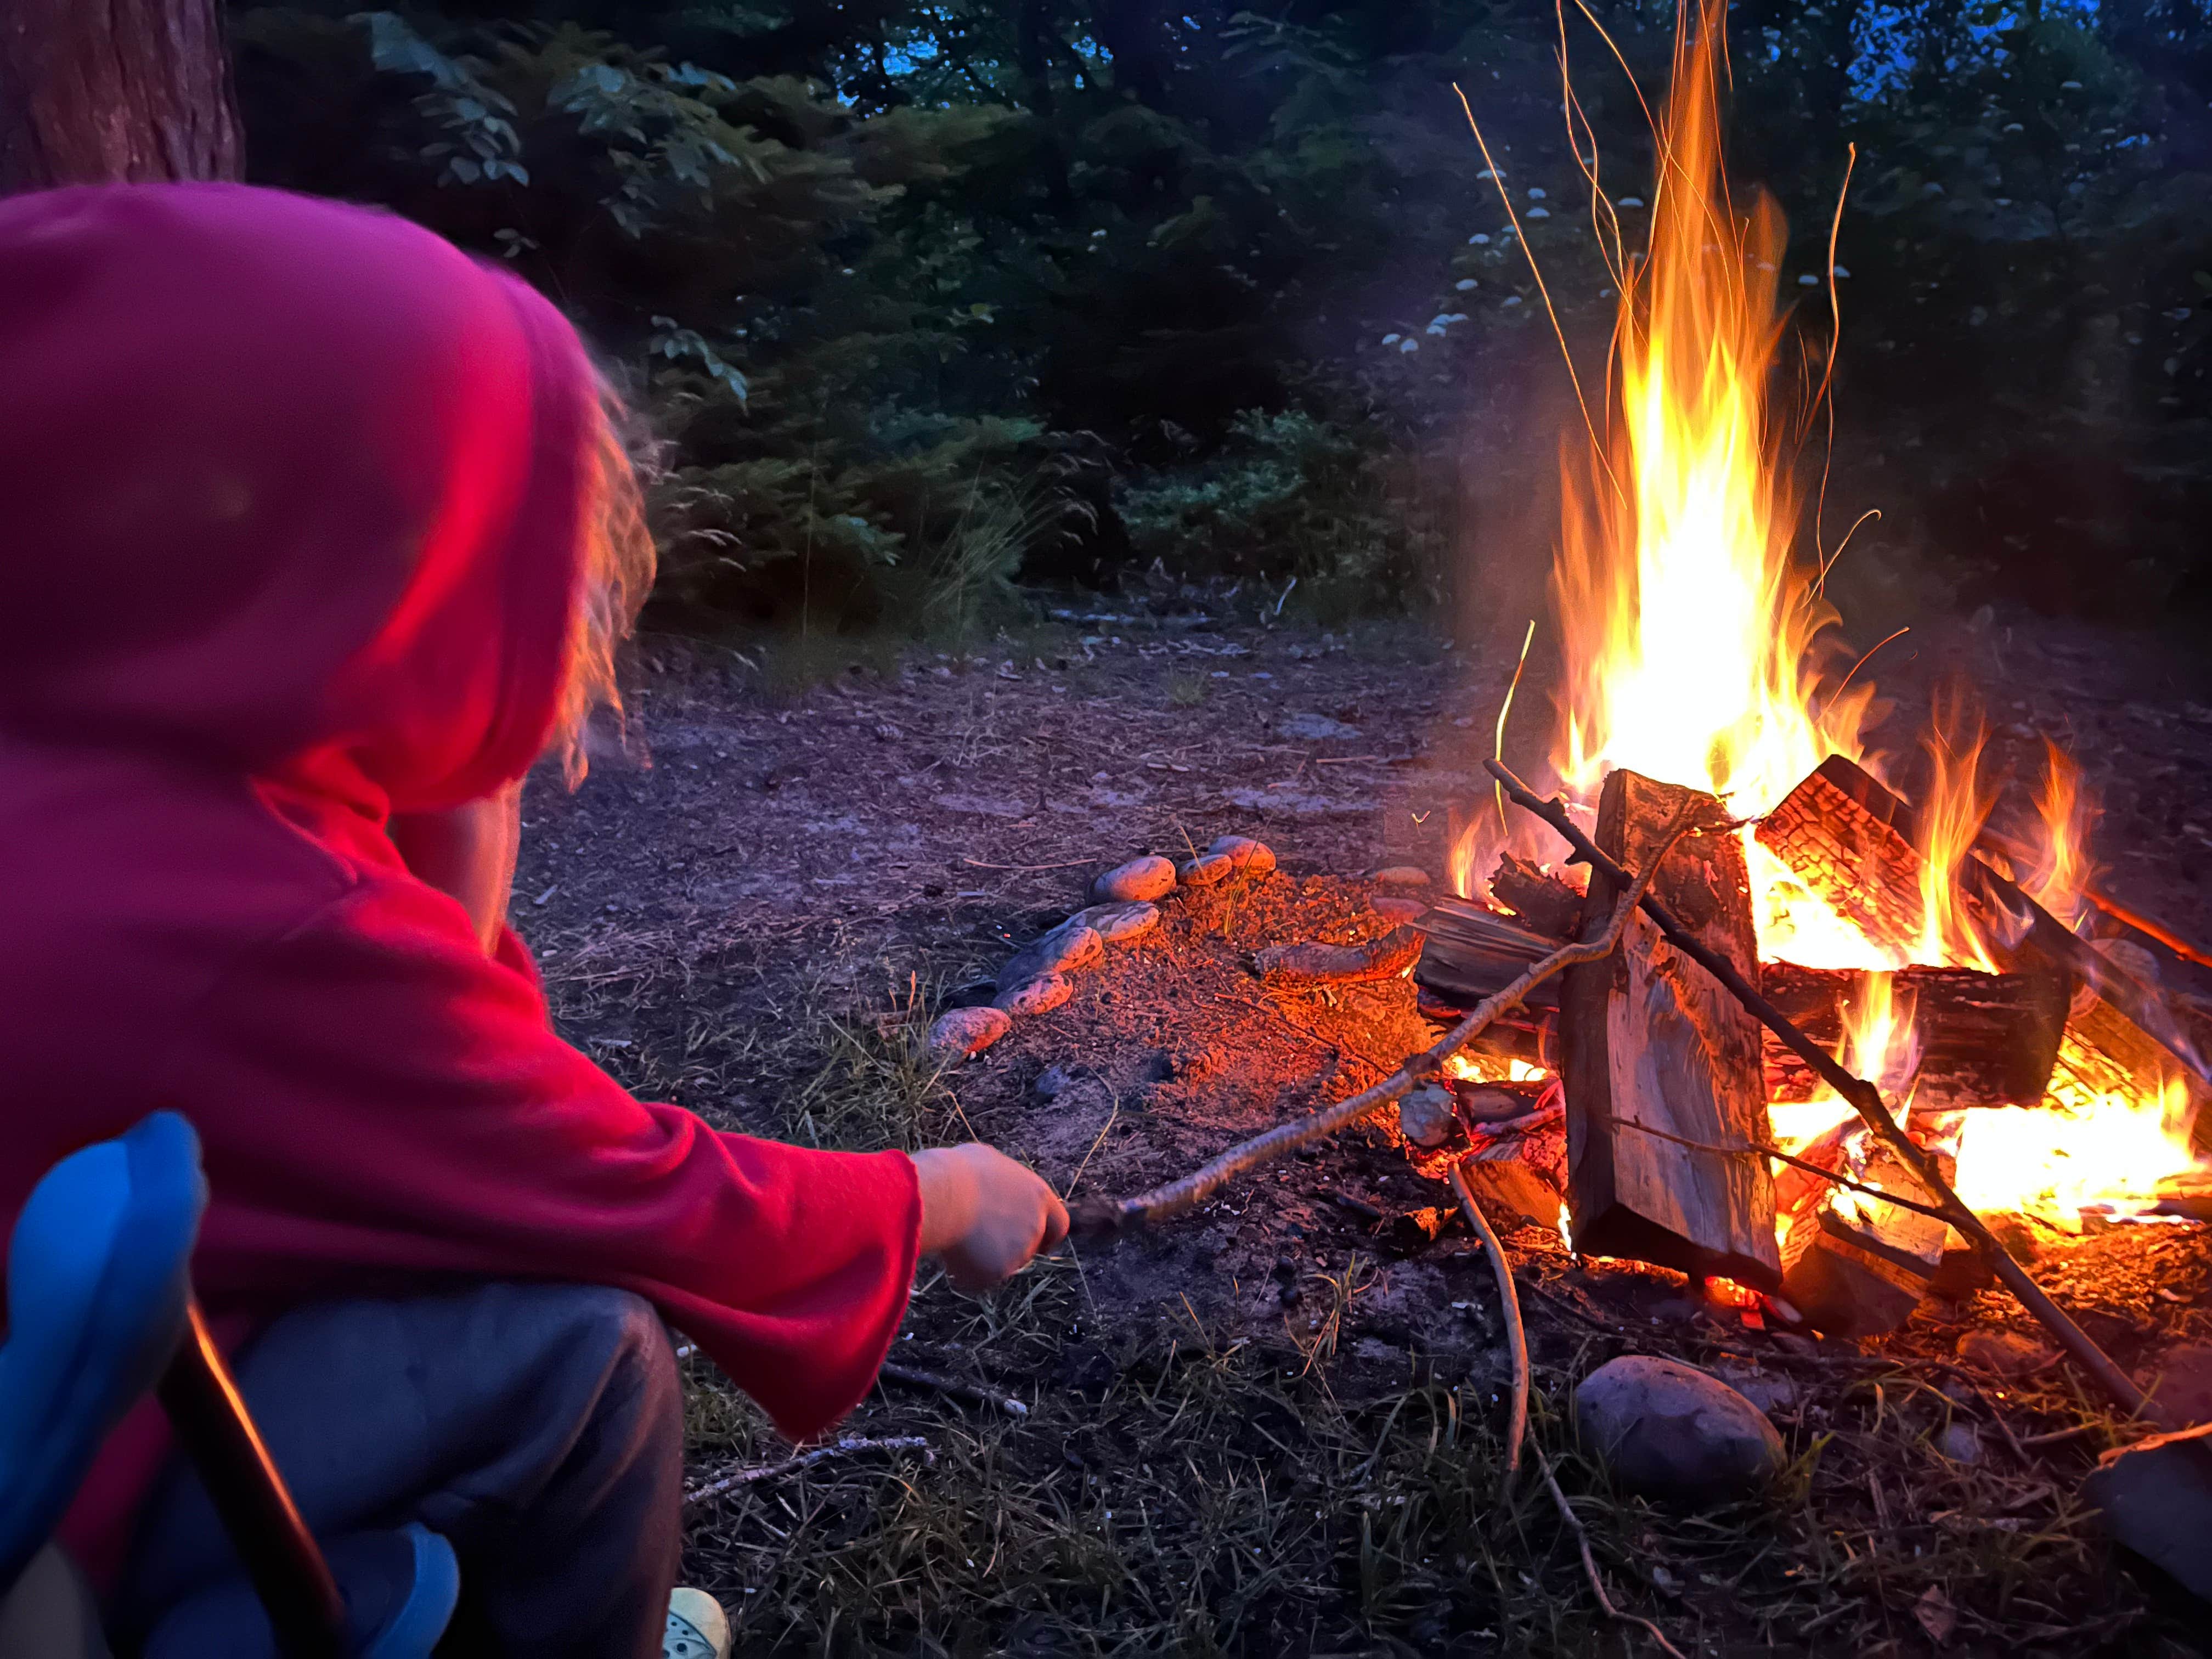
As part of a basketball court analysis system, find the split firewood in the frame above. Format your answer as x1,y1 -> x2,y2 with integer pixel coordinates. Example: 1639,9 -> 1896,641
1780,1143 -> 1950,1338
1758,961 -> 2068,1108
1487,757 -> 2171,1429
1415,898 -> 1560,1006
1757,754 -> 2210,1099
1489,853 -> 1585,939
1559,770 -> 1782,1291
1253,923 -> 1423,986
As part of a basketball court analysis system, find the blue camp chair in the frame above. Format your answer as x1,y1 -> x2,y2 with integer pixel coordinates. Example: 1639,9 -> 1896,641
0,1114 -> 458,1658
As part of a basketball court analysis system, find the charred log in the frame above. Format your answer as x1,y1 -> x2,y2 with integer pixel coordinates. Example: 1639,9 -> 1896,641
1759,961 -> 2068,1108
1489,854 -> 1585,940
1559,770 -> 1782,1290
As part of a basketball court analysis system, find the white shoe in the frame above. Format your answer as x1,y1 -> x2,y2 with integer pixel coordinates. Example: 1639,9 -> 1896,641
664,1586 -> 730,1659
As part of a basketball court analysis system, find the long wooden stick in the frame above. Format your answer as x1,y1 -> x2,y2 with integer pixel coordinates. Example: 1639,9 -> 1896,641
1531,1438 -> 1691,1659
1485,759 -> 2164,1427
1451,1156 -> 1530,1485
1068,812 -> 1695,1237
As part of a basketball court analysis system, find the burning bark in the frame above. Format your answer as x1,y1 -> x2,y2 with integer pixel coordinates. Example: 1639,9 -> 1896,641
1759,961 -> 2068,1109
1757,753 -> 2210,1104
1559,770 -> 1781,1290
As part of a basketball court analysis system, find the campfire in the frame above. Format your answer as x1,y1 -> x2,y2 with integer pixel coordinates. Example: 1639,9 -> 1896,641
1408,0 -> 2212,1342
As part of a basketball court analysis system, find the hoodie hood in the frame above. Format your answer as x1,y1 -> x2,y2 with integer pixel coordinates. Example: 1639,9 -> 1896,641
0,183 -> 596,812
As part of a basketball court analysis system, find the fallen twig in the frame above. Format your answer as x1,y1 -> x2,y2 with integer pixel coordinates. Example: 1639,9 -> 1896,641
1070,811 -> 1695,1237
1486,758 -> 2168,1430
1452,1155 -> 1529,1484
684,1436 -> 933,1504
878,1360 -> 1029,1418
1531,1438 -> 1691,1659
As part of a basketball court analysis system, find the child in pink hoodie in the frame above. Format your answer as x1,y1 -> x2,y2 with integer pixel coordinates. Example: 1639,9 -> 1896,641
0,183 -> 1064,1656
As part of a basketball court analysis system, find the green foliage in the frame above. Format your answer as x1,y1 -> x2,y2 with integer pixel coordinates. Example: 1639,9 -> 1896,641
227,0 -> 2212,628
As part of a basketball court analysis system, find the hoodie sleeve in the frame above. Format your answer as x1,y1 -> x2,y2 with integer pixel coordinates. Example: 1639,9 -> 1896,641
163,872 -> 920,1444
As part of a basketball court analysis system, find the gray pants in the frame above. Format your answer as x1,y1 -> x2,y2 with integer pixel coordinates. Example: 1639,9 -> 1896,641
116,1284 -> 685,1658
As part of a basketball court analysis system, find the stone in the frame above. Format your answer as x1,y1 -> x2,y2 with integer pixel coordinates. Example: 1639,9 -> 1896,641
927,1005 -> 1011,1060
1178,853 -> 1235,888
1397,1084 -> 1457,1149
1574,1356 -> 1786,1504
1372,895 -> 1429,925
995,974 -> 1071,1017
1278,712 -> 1360,742
1071,900 -> 1160,945
2143,1344 -> 2212,1427
1935,1421 -> 1983,1464
1090,856 -> 1177,904
1711,1365 -> 1798,1418
1372,866 -> 1433,888
1207,834 -> 1278,876
1956,1329 -> 2052,1379
996,920 -> 1104,994
1033,1064 -> 1075,1101
2085,1421 -> 2212,1604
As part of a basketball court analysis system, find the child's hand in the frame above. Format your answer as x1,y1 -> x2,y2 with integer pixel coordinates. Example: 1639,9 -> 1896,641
910,1144 -> 1069,1293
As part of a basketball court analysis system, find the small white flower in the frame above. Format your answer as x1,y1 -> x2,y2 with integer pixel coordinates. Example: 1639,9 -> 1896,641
1832,265 -> 1852,278
1091,228 -> 1108,238
1526,206 -> 1551,219
1380,332 -> 1401,345
1468,233 -> 1491,245
1798,273 -> 1820,286
1399,336 -> 1420,353
2002,122 -> 2025,133
1527,187 -> 1548,200
1455,277 -> 1479,291
2061,80 -> 2083,89
1502,295 -> 1524,307
1477,168 -> 1497,180
1426,321 -> 1448,336
1617,195 -> 1645,208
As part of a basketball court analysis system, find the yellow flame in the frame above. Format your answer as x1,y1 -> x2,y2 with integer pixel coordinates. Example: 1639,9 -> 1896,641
1953,1073 -> 2198,1228
1550,0 -> 1870,823
1502,0 -> 2205,1232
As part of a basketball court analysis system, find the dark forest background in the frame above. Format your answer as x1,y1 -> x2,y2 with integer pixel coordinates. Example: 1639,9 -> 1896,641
219,0 -> 2212,643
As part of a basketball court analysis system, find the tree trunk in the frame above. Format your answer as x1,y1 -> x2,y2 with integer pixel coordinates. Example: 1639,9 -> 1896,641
0,0 -> 242,193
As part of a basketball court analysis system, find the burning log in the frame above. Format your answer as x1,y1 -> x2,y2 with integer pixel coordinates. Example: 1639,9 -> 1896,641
1780,1144 -> 1950,1338
1488,854 -> 1585,939
1559,770 -> 1782,1290
1757,754 -> 2209,1101
1758,962 -> 2068,1108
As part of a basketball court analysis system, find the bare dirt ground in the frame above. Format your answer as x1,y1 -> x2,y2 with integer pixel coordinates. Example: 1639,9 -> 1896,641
520,606 -> 2212,1657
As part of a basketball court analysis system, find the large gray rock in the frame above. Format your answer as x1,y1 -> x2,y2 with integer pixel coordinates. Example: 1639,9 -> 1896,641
1575,1356 -> 1786,1504
2086,1421 -> 2212,1605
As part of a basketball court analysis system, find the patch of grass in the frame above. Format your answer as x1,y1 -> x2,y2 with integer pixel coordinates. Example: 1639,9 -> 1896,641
1167,670 -> 1212,707
547,929 -> 2190,1657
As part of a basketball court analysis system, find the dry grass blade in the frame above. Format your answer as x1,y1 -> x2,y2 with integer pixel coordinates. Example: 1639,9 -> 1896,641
1073,808 -> 1699,1235
685,1435 -> 933,1504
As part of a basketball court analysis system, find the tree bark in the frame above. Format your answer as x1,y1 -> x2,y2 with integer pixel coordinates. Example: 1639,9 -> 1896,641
0,0 -> 242,193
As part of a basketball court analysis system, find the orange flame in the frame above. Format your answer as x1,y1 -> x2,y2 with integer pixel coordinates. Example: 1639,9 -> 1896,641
2022,738 -> 2095,932
1912,695 -> 2002,973
1500,0 -> 2205,1232
1549,1 -> 1870,821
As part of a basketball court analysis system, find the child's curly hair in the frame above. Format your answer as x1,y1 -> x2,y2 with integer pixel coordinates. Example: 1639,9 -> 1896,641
548,374 -> 658,787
